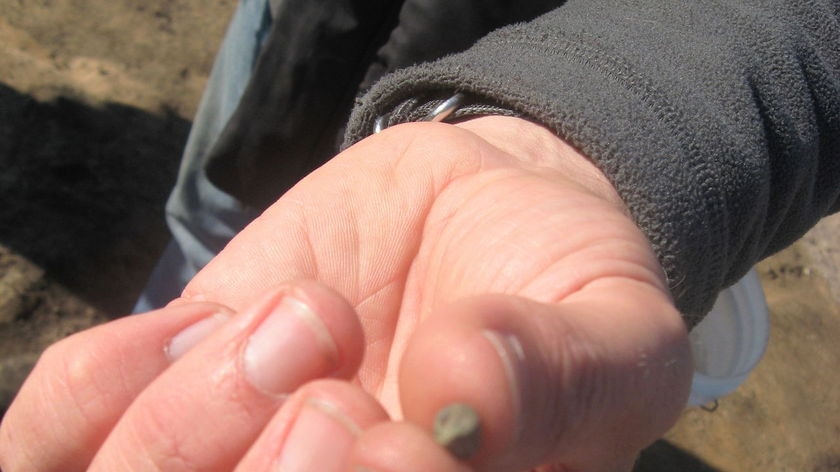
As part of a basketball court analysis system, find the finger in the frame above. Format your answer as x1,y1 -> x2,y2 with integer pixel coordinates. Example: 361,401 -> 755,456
234,379 -> 388,471
238,379 -> 467,472
88,281 -> 365,471
0,302 -> 232,472
349,422 -> 471,472
398,281 -> 692,471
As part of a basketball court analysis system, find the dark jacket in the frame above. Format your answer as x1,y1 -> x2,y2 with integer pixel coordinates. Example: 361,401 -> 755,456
204,0 -> 563,208
204,0 -> 840,326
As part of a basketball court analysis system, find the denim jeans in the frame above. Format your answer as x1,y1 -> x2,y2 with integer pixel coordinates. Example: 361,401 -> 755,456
133,0 -> 274,312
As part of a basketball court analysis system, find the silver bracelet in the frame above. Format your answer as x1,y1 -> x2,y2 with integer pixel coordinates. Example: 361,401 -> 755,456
373,93 -> 466,134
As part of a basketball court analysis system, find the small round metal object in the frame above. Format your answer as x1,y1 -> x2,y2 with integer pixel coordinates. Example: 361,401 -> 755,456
433,402 -> 482,460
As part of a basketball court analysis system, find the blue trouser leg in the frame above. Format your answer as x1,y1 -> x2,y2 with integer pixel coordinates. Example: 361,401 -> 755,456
133,0 -> 274,312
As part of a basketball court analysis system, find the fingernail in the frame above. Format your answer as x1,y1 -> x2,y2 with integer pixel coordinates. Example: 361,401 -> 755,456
482,330 -> 526,440
166,312 -> 231,361
276,398 -> 360,471
244,295 -> 338,395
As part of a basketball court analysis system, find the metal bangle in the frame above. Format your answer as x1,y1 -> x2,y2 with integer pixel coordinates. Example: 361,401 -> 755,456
424,93 -> 465,122
374,93 -> 465,134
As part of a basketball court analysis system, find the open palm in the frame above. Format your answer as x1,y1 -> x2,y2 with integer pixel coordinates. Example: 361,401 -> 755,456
1,117 -> 693,472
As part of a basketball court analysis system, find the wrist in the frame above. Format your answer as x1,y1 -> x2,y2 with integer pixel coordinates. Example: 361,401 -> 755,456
454,116 -> 626,213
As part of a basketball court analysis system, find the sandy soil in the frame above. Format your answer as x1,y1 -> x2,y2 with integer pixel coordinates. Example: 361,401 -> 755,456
1,2 -> 839,470
0,0 -> 235,415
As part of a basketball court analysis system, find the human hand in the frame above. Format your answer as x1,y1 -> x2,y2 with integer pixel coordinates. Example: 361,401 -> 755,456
0,117 -> 693,471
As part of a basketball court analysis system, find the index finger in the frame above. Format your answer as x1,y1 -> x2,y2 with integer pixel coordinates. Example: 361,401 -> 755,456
0,302 -> 231,472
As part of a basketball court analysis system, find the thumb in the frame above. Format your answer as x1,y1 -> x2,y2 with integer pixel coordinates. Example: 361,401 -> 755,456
398,280 -> 692,471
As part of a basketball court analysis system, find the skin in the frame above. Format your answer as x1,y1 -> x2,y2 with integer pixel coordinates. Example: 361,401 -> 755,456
0,116 -> 693,471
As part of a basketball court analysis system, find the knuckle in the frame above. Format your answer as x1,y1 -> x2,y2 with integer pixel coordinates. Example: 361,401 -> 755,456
555,329 -> 612,432
123,396 -> 202,470
536,317 -> 613,447
39,337 -> 114,427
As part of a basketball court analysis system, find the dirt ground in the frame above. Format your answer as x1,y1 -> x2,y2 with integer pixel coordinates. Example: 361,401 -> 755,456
1,2 -> 839,470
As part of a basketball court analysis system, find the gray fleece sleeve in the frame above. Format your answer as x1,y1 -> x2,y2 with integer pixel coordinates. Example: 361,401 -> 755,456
343,0 -> 840,327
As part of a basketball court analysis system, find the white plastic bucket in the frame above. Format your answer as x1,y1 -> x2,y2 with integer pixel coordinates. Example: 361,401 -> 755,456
687,269 -> 770,407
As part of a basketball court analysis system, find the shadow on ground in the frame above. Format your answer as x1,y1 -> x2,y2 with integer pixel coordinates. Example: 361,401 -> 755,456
0,83 -> 187,315
0,84 -> 188,414
635,440 -> 723,471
